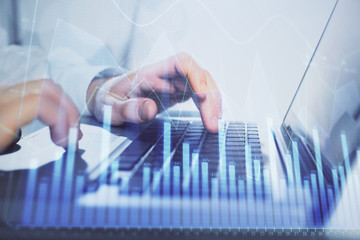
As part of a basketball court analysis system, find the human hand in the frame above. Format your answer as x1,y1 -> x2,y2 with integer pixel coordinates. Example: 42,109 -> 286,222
87,53 -> 222,132
0,79 -> 82,152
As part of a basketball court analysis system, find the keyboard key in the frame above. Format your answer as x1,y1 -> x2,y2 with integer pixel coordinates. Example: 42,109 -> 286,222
247,134 -> 259,139
226,141 -> 245,146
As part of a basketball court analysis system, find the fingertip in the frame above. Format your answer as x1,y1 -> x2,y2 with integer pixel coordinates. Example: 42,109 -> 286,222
138,99 -> 157,122
203,116 -> 219,133
211,116 -> 220,132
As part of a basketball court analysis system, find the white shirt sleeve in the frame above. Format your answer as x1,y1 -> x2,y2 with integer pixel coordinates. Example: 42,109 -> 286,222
0,27 -> 8,48
48,59 -> 126,116
46,19 -> 123,116
48,58 -> 109,116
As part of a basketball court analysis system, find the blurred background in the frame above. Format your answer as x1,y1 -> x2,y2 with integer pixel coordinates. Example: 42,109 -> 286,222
0,0 -> 336,127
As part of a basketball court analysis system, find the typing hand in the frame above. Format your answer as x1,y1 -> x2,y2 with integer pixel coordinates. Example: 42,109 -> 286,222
0,79 -> 82,152
87,53 -> 222,132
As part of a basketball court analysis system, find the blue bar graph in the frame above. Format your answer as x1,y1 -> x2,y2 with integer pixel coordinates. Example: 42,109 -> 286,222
96,198 -> 107,226
218,119 -> 226,162
211,178 -> 219,228
2,172 -> 14,222
142,166 -> 151,193
331,168 -> 340,204
192,152 -> 200,227
183,142 -> 190,169
110,160 -> 119,185
245,142 -> 254,228
254,161 -> 264,227
327,188 -> 334,219
352,173 -> 360,223
23,160 -> 38,226
310,173 -> 322,227
61,128 -> 78,226
220,168 -> 228,228
285,153 -> 294,185
218,120 -> 228,228
130,192 -> 140,227
292,141 -> 304,227
254,160 -> 261,181
292,141 -> 301,187
140,167 -> 151,227
340,133 -> 357,224
238,179 -> 247,227
103,104 -> 112,130
280,178 -> 290,228
151,170 -> 161,228
201,161 -> 210,227
72,175 -> 85,226
326,186 -> 338,227
229,165 -> 238,227
173,165 -> 180,228
263,169 -> 273,228
333,167 -> 344,228
201,161 -> 209,196
341,133 -> 351,176
303,179 -> 314,228
98,165 -> 109,185
163,164 -> 171,196
285,153 -> 297,227
273,200 -> 282,228
34,179 -> 48,226
162,121 -> 172,226
48,158 -> 63,226
119,181 -> 129,227
101,104 -> 112,178
272,172 -> 282,229
245,144 -> 253,179
339,166 -> 352,227
162,172 -> 170,227
84,206 -> 94,226
182,142 -> 190,195
164,121 -> 171,162
312,129 -> 327,222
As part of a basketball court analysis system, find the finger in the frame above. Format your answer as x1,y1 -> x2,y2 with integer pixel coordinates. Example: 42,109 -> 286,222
110,97 -> 158,125
36,96 -> 67,146
193,89 -> 222,133
174,54 -> 222,132
37,87 -> 82,147
55,94 -> 83,145
40,80 -> 82,130
126,64 -> 178,96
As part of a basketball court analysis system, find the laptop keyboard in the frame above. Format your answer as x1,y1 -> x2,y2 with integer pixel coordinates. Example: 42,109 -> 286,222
103,120 -> 263,192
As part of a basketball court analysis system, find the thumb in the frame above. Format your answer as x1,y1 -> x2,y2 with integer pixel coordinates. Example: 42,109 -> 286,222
111,97 -> 158,125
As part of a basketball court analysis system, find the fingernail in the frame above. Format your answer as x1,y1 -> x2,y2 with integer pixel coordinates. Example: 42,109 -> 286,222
138,100 -> 148,121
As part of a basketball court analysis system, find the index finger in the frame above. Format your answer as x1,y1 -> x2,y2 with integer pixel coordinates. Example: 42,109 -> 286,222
174,53 -> 222,132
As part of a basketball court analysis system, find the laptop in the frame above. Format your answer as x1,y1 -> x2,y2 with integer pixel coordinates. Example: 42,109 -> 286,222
1,0 -> 360,237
